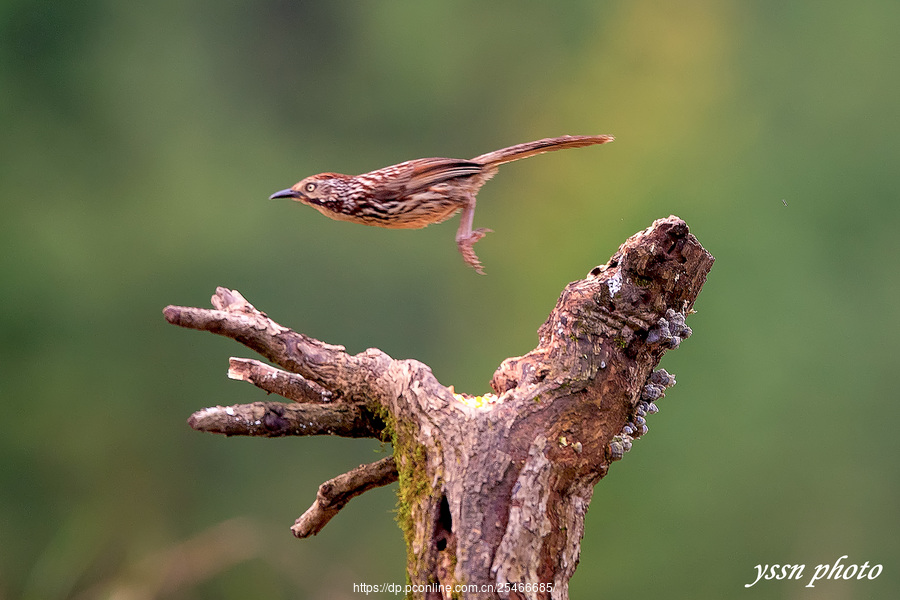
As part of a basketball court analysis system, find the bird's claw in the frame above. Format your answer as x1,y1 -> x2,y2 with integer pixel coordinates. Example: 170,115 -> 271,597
457,228 -> 493,274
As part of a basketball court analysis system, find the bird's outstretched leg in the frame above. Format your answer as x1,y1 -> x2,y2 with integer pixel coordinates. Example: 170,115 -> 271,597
455,195 -> 493,274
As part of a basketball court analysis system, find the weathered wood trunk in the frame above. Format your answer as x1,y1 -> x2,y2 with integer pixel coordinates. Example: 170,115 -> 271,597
164,216 -> 713,600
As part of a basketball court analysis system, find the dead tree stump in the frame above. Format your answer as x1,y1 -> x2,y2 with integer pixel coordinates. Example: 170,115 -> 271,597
163,215 -> 714,599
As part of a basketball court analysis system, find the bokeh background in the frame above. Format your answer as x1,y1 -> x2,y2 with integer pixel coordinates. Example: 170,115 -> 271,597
2,0 -> 899,598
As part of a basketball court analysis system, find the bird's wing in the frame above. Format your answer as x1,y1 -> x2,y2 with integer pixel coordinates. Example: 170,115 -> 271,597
370,158 -> 483,200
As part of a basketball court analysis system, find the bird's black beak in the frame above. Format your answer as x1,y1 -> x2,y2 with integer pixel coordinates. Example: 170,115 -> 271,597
269,188 -> 302,200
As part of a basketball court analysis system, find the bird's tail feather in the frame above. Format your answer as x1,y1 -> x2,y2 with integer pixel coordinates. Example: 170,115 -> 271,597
471,134 -> 614,167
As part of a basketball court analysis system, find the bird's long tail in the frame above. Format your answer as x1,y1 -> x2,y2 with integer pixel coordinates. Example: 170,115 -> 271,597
471,134 -> 614,167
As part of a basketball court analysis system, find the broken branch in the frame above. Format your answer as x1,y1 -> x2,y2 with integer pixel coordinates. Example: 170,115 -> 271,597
292,456 -> 399,538
187,401 -> 385,438
227,357 -> 333,403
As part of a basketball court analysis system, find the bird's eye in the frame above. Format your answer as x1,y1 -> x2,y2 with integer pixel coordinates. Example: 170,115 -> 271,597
305,182 -> 317,193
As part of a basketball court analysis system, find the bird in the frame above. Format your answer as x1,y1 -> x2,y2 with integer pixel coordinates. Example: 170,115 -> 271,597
270,134 -> 614,274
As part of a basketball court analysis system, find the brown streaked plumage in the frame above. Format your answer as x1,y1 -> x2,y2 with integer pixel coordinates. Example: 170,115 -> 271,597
270,134 -> 614,274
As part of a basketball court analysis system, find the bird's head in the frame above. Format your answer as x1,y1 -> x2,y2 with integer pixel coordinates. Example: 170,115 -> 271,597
269,173 -> 343,207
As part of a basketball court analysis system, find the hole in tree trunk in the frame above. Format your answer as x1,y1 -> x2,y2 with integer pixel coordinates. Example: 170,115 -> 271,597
435,494 -> 452,551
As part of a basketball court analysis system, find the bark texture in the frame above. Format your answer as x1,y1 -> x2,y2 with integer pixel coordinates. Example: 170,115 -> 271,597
163,215 -> 713,600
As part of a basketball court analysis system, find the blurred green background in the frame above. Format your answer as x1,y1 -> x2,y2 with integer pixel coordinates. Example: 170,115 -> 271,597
2,0 -> 898,598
